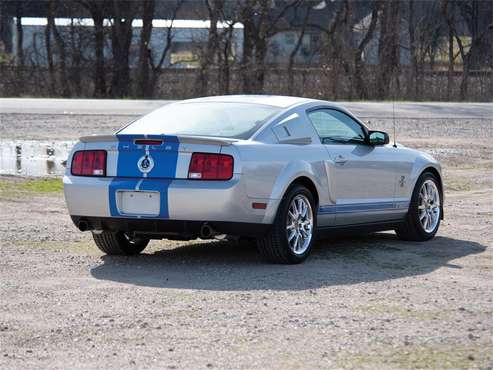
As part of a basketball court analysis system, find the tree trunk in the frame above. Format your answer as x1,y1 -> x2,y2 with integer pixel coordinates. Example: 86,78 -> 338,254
253,36 -> 267,93
354,2 -> 379,99
110,1 -> 135,98
408,0 -> 419,100
447,18 -> 454,100
460,54 -> 470,100
45,7 -> 55,95
319,0 -> 347,100
15,2 -> 23,67
252,0 -> 270,93
240,4 -> 256,94
287,6 -> 311,96
442,0 -> 471,101
49,0 -> 70,97
218,23 -> 234,95
341,0 -> 353,100
197,0 -> 222,96
92,13 -> 106,97
376,1 -> 401,99
80,0 -> 107,97
147,0 -> 183,97
0,1 -> 14,54
458,0 -> 481,100
70,18 -> 82,96
137,0 -> 154,98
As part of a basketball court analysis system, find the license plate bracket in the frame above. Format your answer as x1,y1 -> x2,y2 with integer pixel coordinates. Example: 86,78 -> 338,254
117,191 -> 160,216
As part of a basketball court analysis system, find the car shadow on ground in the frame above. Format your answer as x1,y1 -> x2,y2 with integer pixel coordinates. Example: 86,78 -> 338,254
90,233 -> 486,291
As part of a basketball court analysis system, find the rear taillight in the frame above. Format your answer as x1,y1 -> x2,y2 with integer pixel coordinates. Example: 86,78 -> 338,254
188,153 -> 234,180
71,150 -> 107,176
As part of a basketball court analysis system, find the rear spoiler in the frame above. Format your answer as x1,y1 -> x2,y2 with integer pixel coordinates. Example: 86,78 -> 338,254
79,134 -> 237,146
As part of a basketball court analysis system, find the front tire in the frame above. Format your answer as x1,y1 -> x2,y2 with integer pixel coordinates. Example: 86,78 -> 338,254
257,185 -> 316,264
92,231 -> 149,255
396,172 -> 442,241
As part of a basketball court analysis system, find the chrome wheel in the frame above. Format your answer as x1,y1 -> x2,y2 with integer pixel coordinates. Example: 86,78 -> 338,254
418,180 -> 440,233
286,194 -> 313,255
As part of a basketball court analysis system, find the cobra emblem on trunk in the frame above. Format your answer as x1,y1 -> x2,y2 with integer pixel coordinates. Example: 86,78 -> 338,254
137,154 -> 154,174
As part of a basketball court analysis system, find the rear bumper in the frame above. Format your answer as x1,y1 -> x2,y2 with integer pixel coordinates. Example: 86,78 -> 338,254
71,216 -> 271,238
63,175 -> 280,225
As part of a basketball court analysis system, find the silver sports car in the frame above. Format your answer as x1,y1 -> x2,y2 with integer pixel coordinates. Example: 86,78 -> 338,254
64,95 -> 443,263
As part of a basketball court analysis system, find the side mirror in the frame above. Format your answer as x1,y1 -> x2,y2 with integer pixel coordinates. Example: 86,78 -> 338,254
368,131 -> 390,145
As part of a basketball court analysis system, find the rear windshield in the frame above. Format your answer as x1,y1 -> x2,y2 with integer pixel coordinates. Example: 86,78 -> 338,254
120,102 -> 281,139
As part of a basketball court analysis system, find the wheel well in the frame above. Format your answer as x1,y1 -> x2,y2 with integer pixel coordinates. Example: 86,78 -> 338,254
422,166 -> 444,219
289,176 -> 319,207
423,167 -> 443,194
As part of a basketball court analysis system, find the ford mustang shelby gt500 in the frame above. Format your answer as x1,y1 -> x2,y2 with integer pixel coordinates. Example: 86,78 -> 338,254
64,95 -> 443,264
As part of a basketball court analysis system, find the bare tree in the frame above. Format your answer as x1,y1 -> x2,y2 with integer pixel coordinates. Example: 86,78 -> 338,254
307,0 -> 348,99
137,0 -> 155,98
442,0 -> 493,100
3,0 -> 491,101
407,0 -> 418,99
196,0 -> 224,96
147,0 -> 184,97
238,0 -> 300,93
0,1 -> 14,55
69,18 -> 83,96
79,0 -> 108,97
15,1 -> 23,67
446,2 -> 455,100
336,0 -> 355,99
109,0 -> 136,97
353,0 -> 380,99
376,0 -> 401,99
48,0 -> 70,97
287,4 -> 311,96
406,1 -> 443,100
217,19 -> 236,95
45,2 -> 55,95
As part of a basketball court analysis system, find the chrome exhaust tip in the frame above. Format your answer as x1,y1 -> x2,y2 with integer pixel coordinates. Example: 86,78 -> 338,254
78,219 -> 89,232
200,223 -> 213,239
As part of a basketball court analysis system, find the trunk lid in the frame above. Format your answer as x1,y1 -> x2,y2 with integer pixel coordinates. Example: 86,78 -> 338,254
79,134 -> 236,179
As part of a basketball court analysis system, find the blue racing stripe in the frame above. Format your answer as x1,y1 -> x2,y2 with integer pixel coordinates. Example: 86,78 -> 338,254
319,201 -> 409,215
108,134 -> 179,219
116,134 -> 179,178
108,178 -> 172,218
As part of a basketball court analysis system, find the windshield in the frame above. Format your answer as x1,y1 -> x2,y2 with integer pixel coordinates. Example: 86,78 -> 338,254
120,102 -> 281,139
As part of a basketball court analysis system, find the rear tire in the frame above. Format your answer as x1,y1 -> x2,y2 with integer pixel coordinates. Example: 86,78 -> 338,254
92,231 -> 149,255
257,185 -> 316,264
396,172 -> 441,241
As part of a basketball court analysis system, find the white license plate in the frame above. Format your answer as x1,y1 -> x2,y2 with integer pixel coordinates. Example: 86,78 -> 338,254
118,191 -> 160,216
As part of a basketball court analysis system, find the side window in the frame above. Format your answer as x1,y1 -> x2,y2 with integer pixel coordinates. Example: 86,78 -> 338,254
308,109 -> 366,144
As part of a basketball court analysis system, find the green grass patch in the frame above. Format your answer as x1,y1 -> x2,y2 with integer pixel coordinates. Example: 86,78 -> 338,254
18,178 -> 63,193
0,177 -> 63,197
14,239 -> 99,255
339,345 -> 488,369
354,303 -> 447,321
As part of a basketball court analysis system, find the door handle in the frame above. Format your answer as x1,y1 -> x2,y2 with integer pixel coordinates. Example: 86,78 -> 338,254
334,155 -> 348,165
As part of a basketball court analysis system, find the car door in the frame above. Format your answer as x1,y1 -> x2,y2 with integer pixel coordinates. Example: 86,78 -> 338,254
307,108 -> 399,226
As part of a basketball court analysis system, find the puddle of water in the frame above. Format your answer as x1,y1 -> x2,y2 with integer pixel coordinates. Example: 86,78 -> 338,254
0,140 -> 75,176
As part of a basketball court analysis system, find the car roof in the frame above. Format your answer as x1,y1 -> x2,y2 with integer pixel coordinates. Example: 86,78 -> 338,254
177,95 -> 319,108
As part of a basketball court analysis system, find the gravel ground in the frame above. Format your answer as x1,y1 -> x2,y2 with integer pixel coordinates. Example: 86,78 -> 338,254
0,111 -> 492,369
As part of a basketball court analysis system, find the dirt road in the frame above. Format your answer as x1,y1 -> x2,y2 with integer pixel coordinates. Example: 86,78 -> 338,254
0,107 -> 492,369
